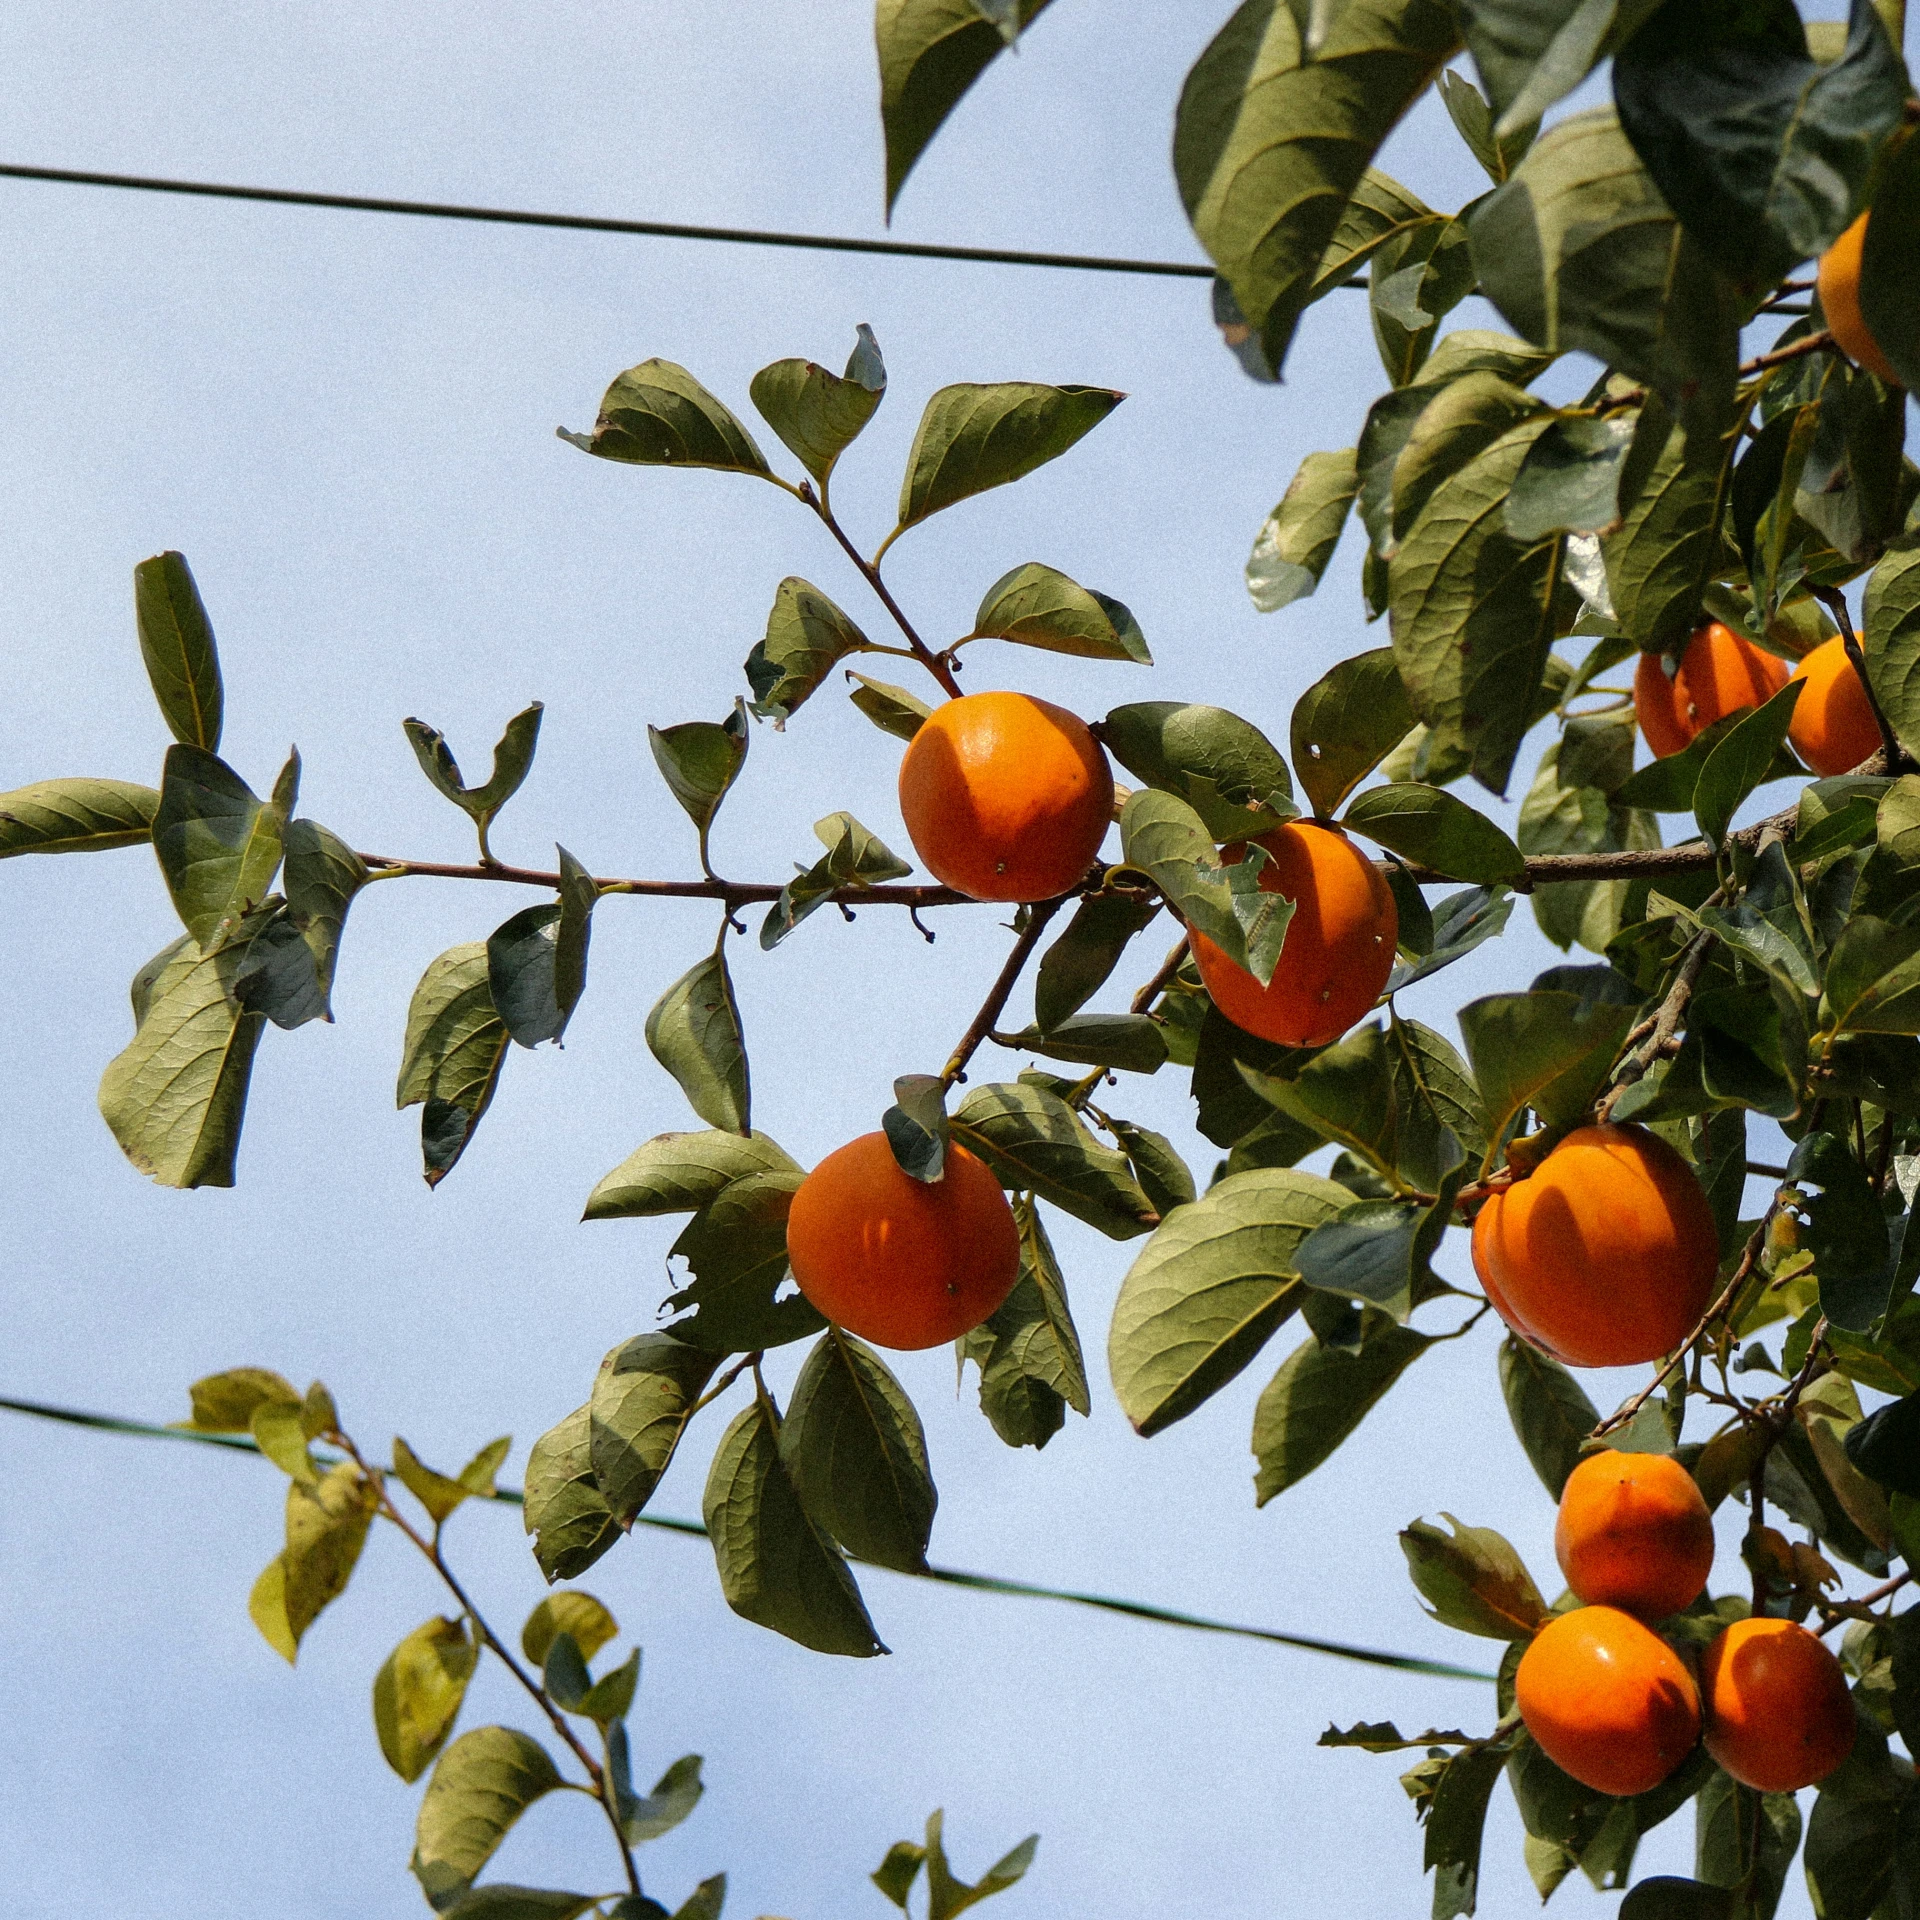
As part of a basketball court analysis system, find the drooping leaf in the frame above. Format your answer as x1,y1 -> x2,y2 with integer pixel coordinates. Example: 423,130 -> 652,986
613,1742 -> 707,1847
187,1367 -> 299,1432
373,1616 -> 479,1784
1246,449 -> 1359,613
950,1081 -> 1155,1239
882,1072 -> 950,1183
1424,1744 -> 1509,1919
1787,1131 -> 1895,1334
1500,1336 -> 1600,1497
895,382 -> 1122,536
1289,648 -> 1416,819
1458,0 -> 1662,137
1032,892 -> 1160,1031
702,1397 -> 884,1657
133,550 -> 223,752
761,811 -> 913,948
410,1727 -> 564,1910
248,1461 -> 377,1663
1173,0 -> 1462,377
567,360 -> 770,476
281,819 -> 367,1017
645,948 -> 750,1134
961,1198 -> 1090,1449
782,1330 -> 937,1573
523,1405 -> 621,1583
396,943 -> 512,1187
1107,1166 -> 1347,1435
663,1169 -> 823,1353
98,930 -> 267,1189
0,778 -> 159,858
1693,679 -> 1804,848
1612,0 -> 1906,291
1458,988 -> 1636,1160
583,1130 -> 801,1220
1002,1014 -> 1168,1075
748,325 -> 886,484
1507,412 -> 1638,543
1864,537 -> 1920,766
968,562 -> 1150,664
1386,883 -> 1516,993
1343,783 -> 1526,885
1252,1319 -> 1432,1501
1401,1514 -> 1549,1639
1860,120 -> 1920,393
847,671 -> 934,741
152,746 -> 289,952
1106,1120 -> 1198,1220
585,1334 -> 722,1530
745,578 -> 875,722
877,0 -> 1055,214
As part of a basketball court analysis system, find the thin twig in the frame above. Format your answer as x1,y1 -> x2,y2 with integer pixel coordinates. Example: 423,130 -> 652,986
805,494 -> 963,699
358,853 -> 974,908
1597,920 -> 1717,1120
941,896 -> 1069,1087
1129,933 -> 1190,1015
1812,584 -> 1906,773
1744,328 -> 1836,375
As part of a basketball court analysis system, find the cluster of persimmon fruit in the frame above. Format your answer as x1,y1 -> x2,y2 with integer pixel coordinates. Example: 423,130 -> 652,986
1518,1450 -> 1855,1797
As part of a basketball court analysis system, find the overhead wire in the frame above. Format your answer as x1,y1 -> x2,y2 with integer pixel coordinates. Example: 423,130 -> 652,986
0,1392 -> 1494,1683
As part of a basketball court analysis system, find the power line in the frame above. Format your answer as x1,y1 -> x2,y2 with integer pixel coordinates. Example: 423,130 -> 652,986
0,162 -> 1218,281
0,1391 -> 1492,1683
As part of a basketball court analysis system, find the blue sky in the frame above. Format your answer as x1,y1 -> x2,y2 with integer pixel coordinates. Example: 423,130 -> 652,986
0,4 -> 1884,1916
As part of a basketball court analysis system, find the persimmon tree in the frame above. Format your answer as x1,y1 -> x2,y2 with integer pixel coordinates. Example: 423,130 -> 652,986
8,2 -> 1920,1917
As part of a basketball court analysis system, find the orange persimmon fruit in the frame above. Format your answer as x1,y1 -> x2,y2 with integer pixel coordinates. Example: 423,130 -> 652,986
1818,213 -> 1903,386
1515,1606 -> 1703,1797
1555,1449 -> 1715,1620
1788,635 -> 1882,777
1471,1124 -> 1719,1369
898,690 -> 1114,902
784,1132 -> 1020,1350
1700,1617 -> 1857,1793
1633,621 -> 1788,760
1188,820 -> 1396,1050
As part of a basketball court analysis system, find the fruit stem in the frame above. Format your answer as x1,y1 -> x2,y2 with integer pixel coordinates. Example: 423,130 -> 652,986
940,896 -> 1069,1089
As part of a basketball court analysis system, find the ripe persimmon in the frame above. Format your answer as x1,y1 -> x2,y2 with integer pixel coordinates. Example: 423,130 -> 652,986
1515,1606 -> 1702,1796
1633,622 -> 1788,760
1472,1124 -> 1719,1369
897,690 -> 1113,902
1818,214 -> 1903,386
1555,1450 -> 1714,1620
1788,636 -> 1882,776
1188,821 -> 1396,1049
784,1132 -> 1020,1350
1700,1617 -> 1856,1792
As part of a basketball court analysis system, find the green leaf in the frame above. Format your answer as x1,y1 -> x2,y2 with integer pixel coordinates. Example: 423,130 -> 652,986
1401,1513 -> 1549,1639
410,1727 -> 564,1909
1106,702 -> 1296,839
133,550 -> 223,752
187,1367 -> 299,1432
486,905 -> 566,1049
1865,538 -> 1920,765
1458,0 -> 1662,137
1117,795 -> 1272,980
1388,415 -> 1565,795
1507,412 -> 1637,543
663,1169 -> 823,1352
876,0 -> 1054,213
962,1197 -> 1090,1448
649,705 -> 749,854
919,1810 -> 1037,1920
968,562 -> 1150,664
567,359 -> 770,475
1613,0 -> 1906,290
437,1892 -> 597,1920
1499,1335 -> 1600,1497
1845,1390 -> 1920,1498
1246,449 -> 1359,613
1425,1745 -> 1509,1920
615,1744 -> 706,1846
874,1839 -> 928,1910
748,325 -> 886,485
1252,1318 -> 1431,1501
396,943 -> 511,1187
1032,892 -> 1159,1031
98,931 -> 267,1188
782,1330 -> 937,1573
392,1436 -> 492,1526
1620,1878 -> 1734,1920
1458,988 -> 1635,1158
1788,1131 -> 1895,1334
950,1081 -> 1156,1239
761,810 -> 912,948
701,1397 -> 884,1656
1107,1166 -> 1346,1435
0,778 -> 159,857
1469,109 -> 1741,428
1318,1720 -> 1474,1752
1107,1119 -> 1198,1218
1861,120 -> 1920,393
1822,916 -> 1920,1035
248,1461 -> 376,1663
882,1072 -> 949,1183
522,1405 -> 621,1583
745,577 -> 875,722
403,704 -> 544,843
1369,212 -> 1478,388
584,1129 -> 801,1220
1603,408 -> 1730,659
1436,66 -> 1536,183
1289,649 -> 1416,819
1343,783 -> 1525,885
895,382 -> 1122,535
374,1616 -> 479,1784
1390,1013 -> 1490,1167
152,745 -> 289,951
1002,1013 -> 1167,1075
847,672 -> 933,742
520,1592 -> 619,1670
645,947 -> 750,1134
249,1399 -> 317,1482
1387,883 -> 1516,993
1173,0 -> 1461,377
588,1333 -> 721,1527
282,819 -> 367,1018
1693,679 -> 1805,847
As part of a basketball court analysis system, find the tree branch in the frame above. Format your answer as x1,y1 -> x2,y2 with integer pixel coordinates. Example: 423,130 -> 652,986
804,491 -> 963,700
941,896 -> 1068,1087
1597,919 -> 1716,1120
